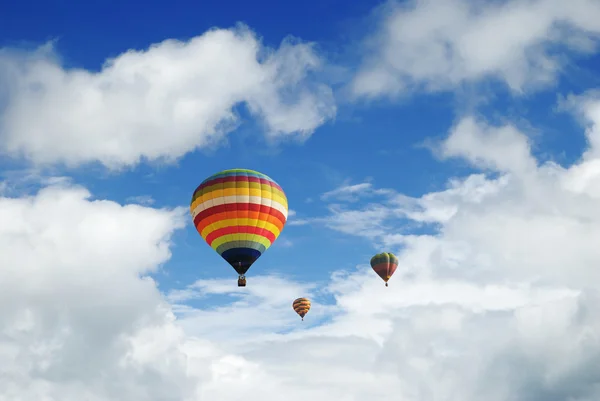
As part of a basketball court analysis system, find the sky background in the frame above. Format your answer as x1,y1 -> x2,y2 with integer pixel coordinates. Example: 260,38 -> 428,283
1,0 -> 600,400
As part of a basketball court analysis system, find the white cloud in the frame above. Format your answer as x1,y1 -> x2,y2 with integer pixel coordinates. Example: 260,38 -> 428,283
321,181 -> 395,202
321,182 -> 373,200
558,89 -> 600,159
286,219 -> 310,226
440,117 -> 538,174
353,0 -> 600,98
168,276 -> 333,345
285,208 -> 311,226
314,115 -> 600,289
2,136 -> 600,400
286,182 -> 406,232
551,93 -> 600,217
0,26 -> 336,169
0,180 -> 196,400
243,109 -> 600,399
174,277 -> 600,401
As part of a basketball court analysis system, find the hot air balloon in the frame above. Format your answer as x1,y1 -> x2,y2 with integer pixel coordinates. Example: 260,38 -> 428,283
370,252 -> 398,287
190,168 -> 288,287
293,297 -> 311,321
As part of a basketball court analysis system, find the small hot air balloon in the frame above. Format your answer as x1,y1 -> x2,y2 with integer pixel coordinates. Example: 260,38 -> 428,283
370,252 -> 398,287
293,297 -> 311,321
190,169 -> 288,286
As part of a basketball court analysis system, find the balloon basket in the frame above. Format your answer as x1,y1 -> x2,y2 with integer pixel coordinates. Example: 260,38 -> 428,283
238,276 -> 246,287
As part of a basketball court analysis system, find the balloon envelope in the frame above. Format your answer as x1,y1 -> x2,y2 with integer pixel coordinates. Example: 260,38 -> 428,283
190,168 -> 288,276
293,297 -> 311,320
370,252 -> 398,286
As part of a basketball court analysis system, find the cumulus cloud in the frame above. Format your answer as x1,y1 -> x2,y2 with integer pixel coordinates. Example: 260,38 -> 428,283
0,181 -> 194,400
171,276 -> 599,401
2,125 -> 600,399
261,108 -> 600,399
314,114 -> 600,288
167,276 -> 333,345
157,98 -> 600,398
440,117 -> 538,174
0,26 -> 336,169
352,0 -> 600,98
556,92 -> 600,227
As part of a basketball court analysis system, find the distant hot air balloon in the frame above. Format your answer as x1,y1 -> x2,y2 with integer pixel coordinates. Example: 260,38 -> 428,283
190,168 -> 288,287
293,297 -> 311,321
370,252 -> 398,287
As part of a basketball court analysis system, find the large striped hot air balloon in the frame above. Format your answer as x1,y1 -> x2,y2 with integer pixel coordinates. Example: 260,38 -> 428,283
370,252 -> 398,287
293,297 -> 311,321
190,168 -> 288,286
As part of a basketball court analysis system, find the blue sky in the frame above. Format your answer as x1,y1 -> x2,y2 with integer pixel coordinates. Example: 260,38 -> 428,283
2,0 -> 600,399
1,0 -> 477,291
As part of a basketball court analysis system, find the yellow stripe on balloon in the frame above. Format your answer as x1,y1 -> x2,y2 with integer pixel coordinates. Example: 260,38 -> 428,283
210,233 -> 273,250
200,219 -> 281,239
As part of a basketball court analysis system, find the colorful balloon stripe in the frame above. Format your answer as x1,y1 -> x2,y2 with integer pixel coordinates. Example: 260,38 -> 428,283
190,169 -> 288,276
